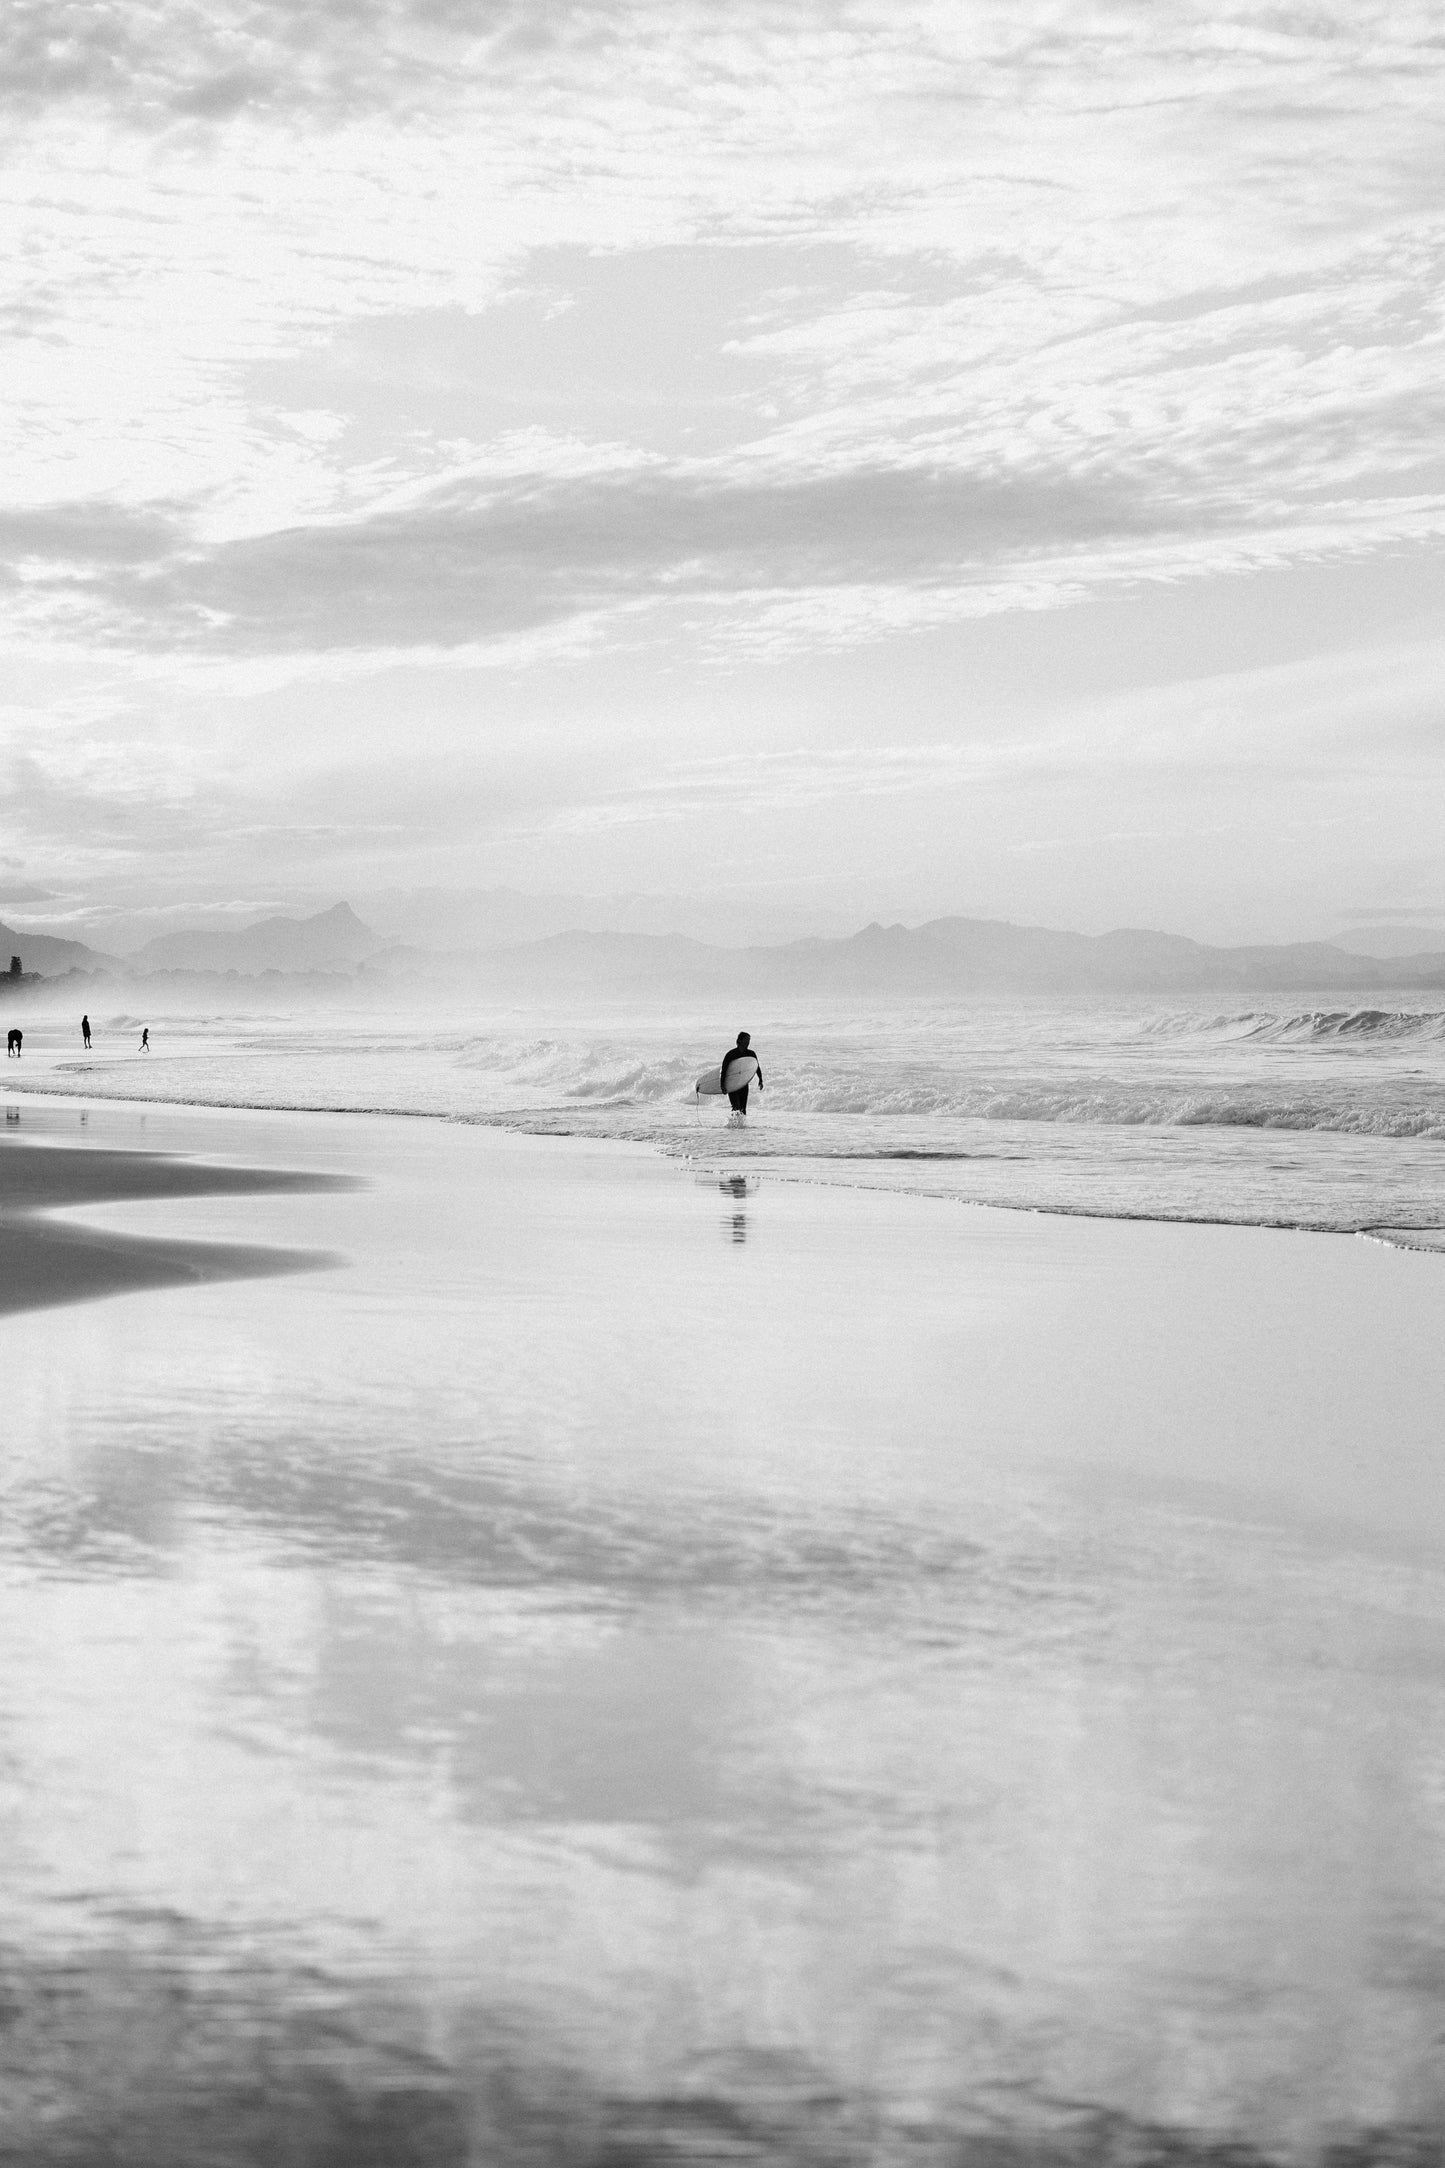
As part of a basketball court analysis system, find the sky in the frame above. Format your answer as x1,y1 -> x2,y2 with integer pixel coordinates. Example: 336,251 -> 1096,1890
1,0 -> 1443,950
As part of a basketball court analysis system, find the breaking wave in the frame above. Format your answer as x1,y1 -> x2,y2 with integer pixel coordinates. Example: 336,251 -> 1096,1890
922,1090 -> 1445,1138
10,994 -> 1445,1240
1140,1006 -> 1445,1046
453,1035 -> 693,1104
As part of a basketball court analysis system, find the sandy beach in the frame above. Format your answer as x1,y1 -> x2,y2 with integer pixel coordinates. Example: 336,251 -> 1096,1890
0,1112 -> 351,1316
4,1094 -> 1445,2162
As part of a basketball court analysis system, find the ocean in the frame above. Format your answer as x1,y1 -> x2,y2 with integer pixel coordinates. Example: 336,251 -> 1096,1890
9,990 -> 1445,1242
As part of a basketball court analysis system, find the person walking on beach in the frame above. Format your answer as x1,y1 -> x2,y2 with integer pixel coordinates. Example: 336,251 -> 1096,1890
81,1014 -> 90,1050
720,1030 -> 762,1120
139,1026 -> 149,1052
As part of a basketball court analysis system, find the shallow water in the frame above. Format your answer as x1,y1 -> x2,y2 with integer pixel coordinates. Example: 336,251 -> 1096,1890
3,1098 -> 1445,2161
10,991 -> 1445,1237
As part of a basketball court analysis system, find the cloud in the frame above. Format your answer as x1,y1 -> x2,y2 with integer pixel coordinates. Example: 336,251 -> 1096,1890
0,455 -> 1221,657
0,881 -> 61,905
2,1 -> 1438,139
1,2 -> 1441,568
2,0 -> 1444,924
0,0 -> 620,125
4,431 -> 1442,668
0,501 -> 185,570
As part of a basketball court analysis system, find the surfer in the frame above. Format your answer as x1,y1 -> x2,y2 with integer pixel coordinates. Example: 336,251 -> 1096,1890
720,1031 -> 762,1119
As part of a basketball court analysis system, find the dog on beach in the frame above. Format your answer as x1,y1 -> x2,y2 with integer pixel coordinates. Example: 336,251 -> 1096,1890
6,1029 -> 20,1057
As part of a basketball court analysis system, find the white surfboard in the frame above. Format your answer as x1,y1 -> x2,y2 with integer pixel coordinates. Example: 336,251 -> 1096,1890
696,1053 -> 759,1097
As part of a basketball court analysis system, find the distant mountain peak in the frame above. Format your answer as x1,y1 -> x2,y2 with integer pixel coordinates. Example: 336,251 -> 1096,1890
304,901 -> 368,927
125,900 -> 382,978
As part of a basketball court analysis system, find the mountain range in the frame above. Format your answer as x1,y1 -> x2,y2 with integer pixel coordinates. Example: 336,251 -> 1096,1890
123,902 -> 382,976
0,902 -> 384,981
0,921 -> 122,976
451,916 -> 1445,999
7,903 -> 1445,998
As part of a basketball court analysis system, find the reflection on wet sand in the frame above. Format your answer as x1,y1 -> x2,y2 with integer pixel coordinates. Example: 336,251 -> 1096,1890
6,1108 -> 1445,2161
1,1932 -> 1442,2166
0,1938 -> 468,2167
0,1128 -> 355,1315
709,1170 -> 753,1243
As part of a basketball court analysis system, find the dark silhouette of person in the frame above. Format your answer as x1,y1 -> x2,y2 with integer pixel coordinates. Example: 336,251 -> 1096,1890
720,1030 -> 762,1117
81,1014 -> 91,1049
139,1026 -> 149,1052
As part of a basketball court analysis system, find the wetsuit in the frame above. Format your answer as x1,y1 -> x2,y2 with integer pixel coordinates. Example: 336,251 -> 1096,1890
720,1044 -> 762,1113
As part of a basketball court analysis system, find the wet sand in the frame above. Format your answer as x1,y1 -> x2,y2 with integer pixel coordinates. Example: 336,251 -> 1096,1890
0,1117 -> 352,1314
3,1095 -> 1445,2163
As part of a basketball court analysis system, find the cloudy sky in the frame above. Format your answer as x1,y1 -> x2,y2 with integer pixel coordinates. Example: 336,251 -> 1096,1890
1,0 -> 1442,947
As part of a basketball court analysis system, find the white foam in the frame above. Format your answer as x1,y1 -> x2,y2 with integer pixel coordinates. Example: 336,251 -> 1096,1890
6,993 -> 1445,1239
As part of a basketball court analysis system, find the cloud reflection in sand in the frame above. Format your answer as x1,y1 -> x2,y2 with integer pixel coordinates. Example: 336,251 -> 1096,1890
4,1105 -> 1445,2158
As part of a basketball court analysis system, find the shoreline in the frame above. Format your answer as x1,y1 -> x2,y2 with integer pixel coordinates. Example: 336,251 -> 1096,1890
4,1075 -> 1441,1255
5,1090 -> 1445,1553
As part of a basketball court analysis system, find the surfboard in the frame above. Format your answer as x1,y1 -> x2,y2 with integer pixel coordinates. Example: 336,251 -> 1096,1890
696,1053 -> 759,1097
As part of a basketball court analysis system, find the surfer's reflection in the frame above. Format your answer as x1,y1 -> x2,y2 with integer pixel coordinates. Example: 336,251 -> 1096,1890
720,1174 -> 751,1245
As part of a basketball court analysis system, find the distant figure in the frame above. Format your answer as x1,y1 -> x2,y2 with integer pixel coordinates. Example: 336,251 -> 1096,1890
139,1026 -> 149,1052
720,1030 -> 762,1119
6,1028 -> 20,1058
81,1014 -> 91,1050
